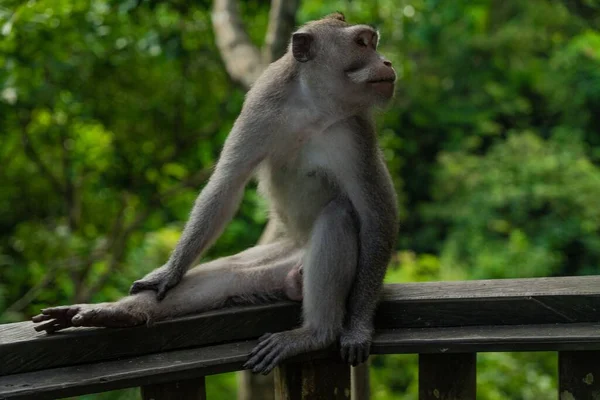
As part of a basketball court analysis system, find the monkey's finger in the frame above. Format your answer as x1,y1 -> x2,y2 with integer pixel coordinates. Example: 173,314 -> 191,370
249,334 -> 273,357
246,340 -> 278,367
129,282 -> 147,295
44,321 -> 68,334
41,306 -> 74,316
250,335 -> 275,355
32,314 -> 53,323
256,352 -> 283,375
156,285 -> 169,301
245,342 -> 277,368
340,345 -> 349,363
346,346 -> 358,366
358,346 -> 370,365
34,319 -> 63,333
258,332 -> 272,342
352,347 -> 363,366
252,349 -> 279,374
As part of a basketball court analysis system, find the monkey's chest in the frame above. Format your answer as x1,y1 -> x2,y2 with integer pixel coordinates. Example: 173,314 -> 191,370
258,130 -> 358,242
259,164 -> 337,241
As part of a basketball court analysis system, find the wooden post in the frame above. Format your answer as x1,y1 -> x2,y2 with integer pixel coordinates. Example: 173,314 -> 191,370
141,377 -> 206,400
559,351 -> 600,400
419,353 -> 476,400
352,360 -> 371,400
275,359 -> 351,400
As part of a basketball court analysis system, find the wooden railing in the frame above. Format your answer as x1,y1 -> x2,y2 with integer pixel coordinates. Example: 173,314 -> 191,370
1,276 -> 600,399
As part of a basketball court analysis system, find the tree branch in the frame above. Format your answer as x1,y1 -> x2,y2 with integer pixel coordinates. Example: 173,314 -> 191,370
211,0 -> 264,88
263,0 -> 301,63
211,0 -> 300,89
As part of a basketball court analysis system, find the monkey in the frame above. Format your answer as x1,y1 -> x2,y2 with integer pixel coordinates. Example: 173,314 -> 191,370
32,13 -> 398,375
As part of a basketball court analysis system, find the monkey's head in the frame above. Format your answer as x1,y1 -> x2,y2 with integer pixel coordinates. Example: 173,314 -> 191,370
291,13 -> 396,109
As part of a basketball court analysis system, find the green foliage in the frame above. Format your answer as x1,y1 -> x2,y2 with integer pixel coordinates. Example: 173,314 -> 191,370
430,132 -> 600,279
1,0 -> 599,399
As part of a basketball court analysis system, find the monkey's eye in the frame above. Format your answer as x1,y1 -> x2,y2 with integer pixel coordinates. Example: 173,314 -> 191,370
355,37 -> 369,48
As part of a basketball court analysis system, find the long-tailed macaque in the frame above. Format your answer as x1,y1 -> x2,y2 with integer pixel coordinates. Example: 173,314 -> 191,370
33,13 -> 398,375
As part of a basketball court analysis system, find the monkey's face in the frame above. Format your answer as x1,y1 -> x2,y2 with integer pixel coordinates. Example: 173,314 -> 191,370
292,16 -> 396,109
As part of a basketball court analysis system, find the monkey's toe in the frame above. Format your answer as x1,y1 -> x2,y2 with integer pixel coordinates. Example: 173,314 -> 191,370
244,332 -> 293,375
32,305 -> 83,333
129,280 -> 158,295
340,341 -> 370,366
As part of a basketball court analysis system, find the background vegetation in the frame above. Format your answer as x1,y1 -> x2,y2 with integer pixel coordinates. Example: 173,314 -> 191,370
1,0 -> 599,398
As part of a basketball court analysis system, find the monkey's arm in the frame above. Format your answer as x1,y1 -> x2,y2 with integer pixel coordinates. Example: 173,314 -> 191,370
340,120 -> 398,365
130,119 -> 270,300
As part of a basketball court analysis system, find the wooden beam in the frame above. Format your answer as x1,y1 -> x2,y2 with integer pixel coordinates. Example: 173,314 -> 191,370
419,353 -> 476,400
372,323 -> 600,354
141,377 -> 206,400
558,350 -> 600,399
0,341 -> 255,400
4,276 -> 600,375
4,323 -> 600,399
351,362 -> 370,400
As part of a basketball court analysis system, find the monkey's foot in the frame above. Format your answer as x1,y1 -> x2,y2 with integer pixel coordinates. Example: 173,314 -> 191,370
244,328 -> 332,375
244,331 -> 298,375
339,325 -> 372,366
130,264 -> 182,300
32,303 -> 147,334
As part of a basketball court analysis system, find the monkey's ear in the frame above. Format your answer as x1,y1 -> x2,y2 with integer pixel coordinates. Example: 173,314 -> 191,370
292,33 -> 314,63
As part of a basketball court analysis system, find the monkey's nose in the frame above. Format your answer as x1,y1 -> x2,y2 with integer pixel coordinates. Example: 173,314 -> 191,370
383,60 -> 392,67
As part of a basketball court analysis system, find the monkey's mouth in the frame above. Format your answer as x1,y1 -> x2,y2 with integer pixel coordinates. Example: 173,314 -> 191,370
368,77 -> 396,84
367,78 -> 395,96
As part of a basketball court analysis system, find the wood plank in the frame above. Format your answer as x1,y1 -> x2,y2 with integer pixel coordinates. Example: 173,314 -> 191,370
558,350 -> 600,400
141,377 -> 206,400
0,302 -> 301,376
3,276 -> 600,375
372,323 -> 600,354
351,362 -> 370,400
0,341 -> 256,400
274,359 -> 350,400
3,323 -> 600,399
376,276 -> 600,330
274,362 -> 303,400
419,353 -> 476,400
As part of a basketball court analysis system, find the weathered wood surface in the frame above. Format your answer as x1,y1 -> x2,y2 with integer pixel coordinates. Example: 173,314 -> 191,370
274,359 -> 351,400
351,363 -> 370,400
372,323 -> 600,354
141,377 -> 206,400
2,276 -> 600,376
4,323 -> 600,399
419,353 -> 476,400
0,341 -> 256,400
558,350 -> 600,400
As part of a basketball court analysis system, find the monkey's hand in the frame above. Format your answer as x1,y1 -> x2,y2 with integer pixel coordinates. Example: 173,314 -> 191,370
129,264 -> 182,300
339,323 -> 373,366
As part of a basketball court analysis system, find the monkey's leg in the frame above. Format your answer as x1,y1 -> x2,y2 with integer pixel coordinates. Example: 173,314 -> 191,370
33,243 -> 302,334
244,198 -> 358,374
284,262 -> 303,301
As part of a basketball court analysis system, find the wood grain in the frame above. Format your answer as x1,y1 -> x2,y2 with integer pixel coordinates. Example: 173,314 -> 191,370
141,377 -> 206,400
558,350 -> 600,400
419,353 -> 476,400
274,359 -> 351,400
